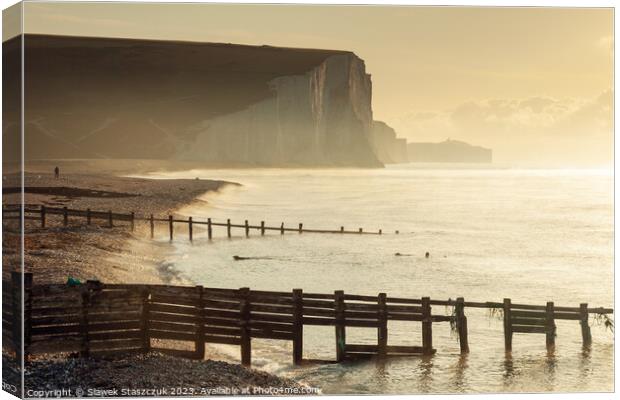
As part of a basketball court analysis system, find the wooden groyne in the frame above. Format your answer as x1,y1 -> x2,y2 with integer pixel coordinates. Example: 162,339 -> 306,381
3,273 -> 613,365
2,204 -> 391,239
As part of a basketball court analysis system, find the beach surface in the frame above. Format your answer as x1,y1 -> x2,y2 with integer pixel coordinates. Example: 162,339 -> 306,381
2,162 -> 315,393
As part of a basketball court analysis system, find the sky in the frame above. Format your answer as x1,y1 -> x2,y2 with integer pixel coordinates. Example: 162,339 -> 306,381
5,2 -> 615,167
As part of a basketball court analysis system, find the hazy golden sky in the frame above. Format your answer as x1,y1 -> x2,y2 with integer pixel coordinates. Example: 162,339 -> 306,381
8,3 -> 615,166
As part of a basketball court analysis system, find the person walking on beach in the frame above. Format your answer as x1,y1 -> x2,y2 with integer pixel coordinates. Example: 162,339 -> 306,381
54,166 -> 60,179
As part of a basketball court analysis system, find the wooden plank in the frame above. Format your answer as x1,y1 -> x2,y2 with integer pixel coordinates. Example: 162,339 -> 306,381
149,303 -> 200,316
88,331 -> 143,341
250,312 -> 294,323
302,299 -> 336,309
247,320 -> 294,332
204,335 -> 242,346
203,299 -> 241,311
302,317 -> 337,326
250,304 -> 293,314
345,303 -> 380,312
203,317 -> 241,328
149,321 -> 197,333
31,324 -> 81,336
512,325 -> 547,334
554,312 -> 581,320
250,330 -> 294,341
148,330 -> 196,341
511,310 -> 547,319
150,294 -> 199,307
511,317 -> 546,326
204,309 -> 241,319
149,311 -> 197,325
386,304 -> 423,314
302,307 -> 336,317
203,326 -> 242,336
88,321 -> 142,332
343,319 -> 380,328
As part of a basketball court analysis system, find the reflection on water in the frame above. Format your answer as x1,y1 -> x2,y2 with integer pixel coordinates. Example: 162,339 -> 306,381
136,166 -> 613,393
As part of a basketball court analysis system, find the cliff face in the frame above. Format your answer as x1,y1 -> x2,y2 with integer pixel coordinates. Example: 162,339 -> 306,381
4,34 -> 381,167
370,121 -> 409,164
182,53 -> 377,166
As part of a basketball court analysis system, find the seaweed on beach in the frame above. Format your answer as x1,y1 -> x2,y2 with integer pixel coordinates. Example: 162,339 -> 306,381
593,313 -> 614,333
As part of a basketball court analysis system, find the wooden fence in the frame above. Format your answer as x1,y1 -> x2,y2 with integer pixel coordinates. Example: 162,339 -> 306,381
3,273 -> 613,366
2,204 -> 393,239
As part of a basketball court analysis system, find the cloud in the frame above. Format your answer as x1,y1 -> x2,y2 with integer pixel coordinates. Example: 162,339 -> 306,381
391,90 -> 613,167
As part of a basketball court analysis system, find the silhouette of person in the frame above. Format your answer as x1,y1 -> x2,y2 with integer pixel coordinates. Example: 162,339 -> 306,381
54,166 -> 60,179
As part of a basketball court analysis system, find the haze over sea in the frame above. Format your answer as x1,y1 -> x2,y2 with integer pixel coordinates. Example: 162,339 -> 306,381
138,165 -> 613,394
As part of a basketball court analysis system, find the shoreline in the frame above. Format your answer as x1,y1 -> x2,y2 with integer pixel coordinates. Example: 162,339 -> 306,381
2,165 -> 316,394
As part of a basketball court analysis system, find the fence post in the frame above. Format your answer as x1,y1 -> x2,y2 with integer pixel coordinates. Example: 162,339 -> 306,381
140,288 -> 151,353
245,220 -> 249,237
23,273 -> 32,360
130,212 -> 135,232
86,208 -> 91,226
260,221 -> 265,236
503,298 -> 512,352
188,217 -> 193,241
456,297 -> 469,353
422,297 -> 433,355
227,219 -> 232,238
280,223 -> 284,235
335,290 -> 346,362
299,223 -> 303,234
579,303 -> 592,347
359,228 -> 362,234
40,205 -> 46,228
108,210 -> 113,227
546,302 -> 556,350
63,206 -> 68,226
168,215 -> 173,241
379,229 -> 382,235
207,218 -> 212,240
378,293 -> 388,358
239,287 -> 251,367
11,271 -> 23,361
195,286 -> 205,359
149,214 -> 154,239
340,226 -> 344,233
292,289 -> 303,365
79,286 -> 91,357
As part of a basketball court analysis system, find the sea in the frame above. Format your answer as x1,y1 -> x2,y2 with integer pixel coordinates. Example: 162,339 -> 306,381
135,165 -> 614,394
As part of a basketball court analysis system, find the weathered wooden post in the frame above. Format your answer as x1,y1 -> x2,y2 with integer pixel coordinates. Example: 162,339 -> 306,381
545,302 -> 556,350
340,226 -> 344,233
194,286 -> 205,359
292,289 -> 303,365
130,212 -> 135,232
456,297 -> 469,353
86,208 -> 91,226
11,271 -> 22,361
260,221 -> 265,236
227,219 -> 232,238
140,288 -> 151,353
379,229 -> 382,235
422,297 -> 433,355
23,272 -> 32,360
245,220 -> 250,237
108,210 -> 113,227
188,217 -> 193,241
579,303 -> 592,347
503,298 -> 513,352
298,223 -> 303,234
280,223 -> 284,235
12,272 -> 33,361
395,230 -> 399,234
239,287 -> 251,366
149,214 -> 154,239
63,206 -> 68,226
79,285 -> 91,357
168,215 -> 173,241
335,290 -> 346,362
207,218 -> 212,240
378,293 -> 388,358
40,205 -> 46,228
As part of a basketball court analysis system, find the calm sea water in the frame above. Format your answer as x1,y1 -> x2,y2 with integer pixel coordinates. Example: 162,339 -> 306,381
138,166 -> 613,394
